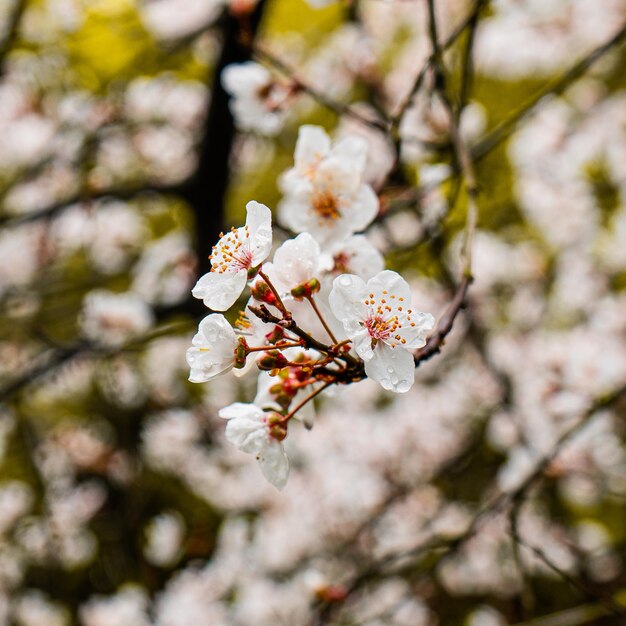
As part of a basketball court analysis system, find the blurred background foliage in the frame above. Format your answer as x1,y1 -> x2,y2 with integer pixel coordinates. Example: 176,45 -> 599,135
2,0 -> 626,625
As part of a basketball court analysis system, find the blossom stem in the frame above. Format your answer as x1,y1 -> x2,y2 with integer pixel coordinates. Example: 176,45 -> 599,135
305,295 -> 338,344
282,381 -> 334,422
258,270 -> 290,318
248,304 -> 361,369
246,342 -> 302,353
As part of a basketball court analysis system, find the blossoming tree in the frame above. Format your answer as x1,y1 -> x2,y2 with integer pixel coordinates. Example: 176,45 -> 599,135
1,0 -> 626,625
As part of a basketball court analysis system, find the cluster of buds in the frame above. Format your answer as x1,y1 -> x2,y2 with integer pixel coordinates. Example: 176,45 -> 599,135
187,126 -> 435,489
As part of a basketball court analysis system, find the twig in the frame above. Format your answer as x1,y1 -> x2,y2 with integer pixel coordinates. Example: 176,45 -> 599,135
472,21 -> 626,162
413,274 -> 472,365
0,321 -> 194,402
510,602 -> 622,626
306,295 -> 338,344
283,380 -> 334,421
0,182 -> 185,229
391,0 -> 489,127
253,45 -> 389,133
412,0 -> 478,367
312,383 -> 626,623
513,529 -> 626,619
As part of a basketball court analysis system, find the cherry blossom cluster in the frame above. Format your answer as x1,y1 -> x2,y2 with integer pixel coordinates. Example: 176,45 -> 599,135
187,125 -> 434,488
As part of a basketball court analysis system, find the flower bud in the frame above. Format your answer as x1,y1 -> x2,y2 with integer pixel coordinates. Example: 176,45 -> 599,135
267,413 -> 288,441
257,350 -> 289,371
251,280 -> 277,305
247,265 -> 261,281
233,337 -> 248,369
290,278 -> 321,299
315,585 -> 348,603
265,325 -> 285,344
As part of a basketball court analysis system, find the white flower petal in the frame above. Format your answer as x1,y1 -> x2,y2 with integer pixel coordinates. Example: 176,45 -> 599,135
351,326 -> 375,361
393,311 -> 435,350
328,273 -> 368,324
194,314 -> 238,351
245,201 -> 273,266
224,416 -> 268,454
294,125 -> 330,171
273,232 -> 320,291
315,157 -> 361,196
367,270 -> 412,303
277,191 -> 314,233
258,440 -> 290,490
186,347 -> 234,382
222,62 -> 270,96
279,169 -> 313,197
219,402 -> 265,421
325,235 -> 384,280
186,314 -> 238,382
348,183 -> 379,232
365,343 -> 415,393
330,135 -> 369,175
192,269 -> 247,311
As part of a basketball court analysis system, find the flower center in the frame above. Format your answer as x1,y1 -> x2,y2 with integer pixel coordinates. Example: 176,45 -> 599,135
332,252 -> 351,274
362,290 -> 417,347
365,315 -> 393,340
312,191 -> 341,222
209,226 -> 253,273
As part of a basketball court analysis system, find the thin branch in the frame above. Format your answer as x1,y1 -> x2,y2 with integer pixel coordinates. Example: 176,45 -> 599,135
510,602 -> 620,626
253,45 -> 389,133
312,383 -> 626,623
0,182 -> 185,229
306,295 -> 338,344
391,0 -> 489,127
472,20 -> 626,161
512,527 -> 626,619
413,274 -> 472,365
0,321 -> 194,402
412,0 -> 478,368
283,380 -> 333,421
458,0 -> 483,110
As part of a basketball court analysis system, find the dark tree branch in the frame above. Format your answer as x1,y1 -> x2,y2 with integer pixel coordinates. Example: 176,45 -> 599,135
414,274 -> 472,365
0,0 -> 25,75
185,3 -> 267,283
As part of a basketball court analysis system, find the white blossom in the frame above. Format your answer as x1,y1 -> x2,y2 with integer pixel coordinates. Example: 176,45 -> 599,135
329,270 -> 434,393
139,0 -> 227,40
271,232 -> 321,294
219,403 -> 290,490
80,291 -> 154,348
186,314 -> 239,383
279,125 -> 379,245
79,587 -> 150,626
192,201 -> 272,311
14,591 -> 68,626
222,62 -> 288,136
320,234 -> 385,282
144,512 -> 185,567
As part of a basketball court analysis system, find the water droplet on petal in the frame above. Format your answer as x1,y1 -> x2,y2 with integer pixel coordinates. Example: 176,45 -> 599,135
339,275 -> 352,287
396,380 -> 411,393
